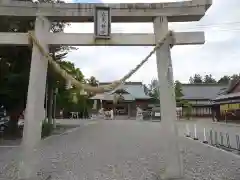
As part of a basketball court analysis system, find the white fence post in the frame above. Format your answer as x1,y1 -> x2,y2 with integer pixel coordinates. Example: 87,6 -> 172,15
185,124 -> 190,137
203,128 -> 208,143
193,124 -> 198,140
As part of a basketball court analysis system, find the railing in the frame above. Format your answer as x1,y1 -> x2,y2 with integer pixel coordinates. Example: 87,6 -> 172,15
184,123 -> 240,155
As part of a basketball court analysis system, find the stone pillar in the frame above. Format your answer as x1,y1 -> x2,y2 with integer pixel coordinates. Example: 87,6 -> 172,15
153,16 -> 183,179
18,16 -> 51,180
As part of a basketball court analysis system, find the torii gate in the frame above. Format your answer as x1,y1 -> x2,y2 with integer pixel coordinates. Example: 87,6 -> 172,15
0,0 -> 212,179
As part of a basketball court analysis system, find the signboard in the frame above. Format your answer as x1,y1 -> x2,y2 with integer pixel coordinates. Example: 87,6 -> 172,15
94,6 -> 111,39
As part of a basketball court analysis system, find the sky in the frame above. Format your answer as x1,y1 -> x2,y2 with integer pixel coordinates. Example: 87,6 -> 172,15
63,0 -> 240,85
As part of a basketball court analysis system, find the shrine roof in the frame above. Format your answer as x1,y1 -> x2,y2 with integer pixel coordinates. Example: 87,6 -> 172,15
181,84 -> 227,100
90,82 -> 151,100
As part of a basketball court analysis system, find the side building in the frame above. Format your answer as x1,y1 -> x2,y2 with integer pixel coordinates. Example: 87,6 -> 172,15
181,84 -> 227,117
212,79 -> 240,122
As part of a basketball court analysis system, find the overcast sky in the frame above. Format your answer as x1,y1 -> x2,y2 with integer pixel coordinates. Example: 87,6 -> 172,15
64,0 -> 240,85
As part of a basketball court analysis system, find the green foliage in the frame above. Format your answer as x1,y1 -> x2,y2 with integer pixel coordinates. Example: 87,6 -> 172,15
148,79 -> 159,99
86,76 -> 99,86
189,74 -> 203,84
183,101 -> 192,120
53,60 -> 94,116
189,74 -> 216,84
218,75 -> 231,84
203,74 -> 216,83
175,80 -> 183,100
174,81 -> 192,119
86,76 -> 99,97
0,0 -> 89,132
189,73 -> 240,85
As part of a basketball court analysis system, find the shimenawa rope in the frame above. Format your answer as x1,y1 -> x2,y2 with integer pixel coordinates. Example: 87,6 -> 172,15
27,30 -> 173,93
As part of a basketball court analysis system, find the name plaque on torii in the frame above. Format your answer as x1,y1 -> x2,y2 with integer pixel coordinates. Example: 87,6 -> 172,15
94,6 -> 111,39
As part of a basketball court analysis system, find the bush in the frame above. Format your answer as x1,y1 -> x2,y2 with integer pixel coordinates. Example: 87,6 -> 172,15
41,119 -> 53,138
184,104 -> 192,120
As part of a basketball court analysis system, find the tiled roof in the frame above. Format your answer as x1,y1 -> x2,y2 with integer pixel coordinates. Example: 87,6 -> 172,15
226,78 -> 240,93
90,93 -> 135,101
90,82 -> 151,100
213,78 -> 240,101
181,84 -> 228,100
214,92 -> 240,101
91,83 -> 228,101
125,85 -> 151,99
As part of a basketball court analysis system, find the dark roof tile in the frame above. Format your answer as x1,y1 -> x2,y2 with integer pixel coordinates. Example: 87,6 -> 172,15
181,84 -> 228,100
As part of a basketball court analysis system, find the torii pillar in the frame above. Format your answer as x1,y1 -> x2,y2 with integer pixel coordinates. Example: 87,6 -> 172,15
18,16 -> 50,180
154,16 -> 183,179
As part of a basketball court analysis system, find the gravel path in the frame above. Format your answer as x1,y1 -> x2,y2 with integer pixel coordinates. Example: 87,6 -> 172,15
0,120 -> 240,180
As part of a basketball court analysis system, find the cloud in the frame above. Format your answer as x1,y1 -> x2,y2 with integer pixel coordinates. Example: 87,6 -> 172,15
64,0 -> 240,84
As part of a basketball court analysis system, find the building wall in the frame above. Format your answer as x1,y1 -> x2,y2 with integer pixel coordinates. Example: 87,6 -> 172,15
185,99 -> 212,117
135,99 -> 151,110
219,103 -> 240,120
93,99 -> 153,117
214,102 -> 240,121
94,99 -> 214,117
214,82 -> 240,121
190,106 -> 212,117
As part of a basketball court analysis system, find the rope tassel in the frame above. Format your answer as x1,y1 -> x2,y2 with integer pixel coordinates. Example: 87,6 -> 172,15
27,30 -> 174,93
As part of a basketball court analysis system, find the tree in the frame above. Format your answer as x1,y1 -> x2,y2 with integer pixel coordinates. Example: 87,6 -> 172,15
173,80 -> 192,118
175,80 -> 183,101
174,80 -> 183,98
0,0 -> 78,135
86,76 -> 99,87
189,74 -> 203,84
230,74 -> 240,82
183,102 -> 192,120
54,60 -> 90,118
203,74 -> 216,83
0,14 -> 35,136
174,80 -> 185,106
218,75 -> 230,84
34,0 -> 78,126
148,79 -> 184,100
85,76 -> 99,97
225,74 -> 240,91
148,79 -> 159,99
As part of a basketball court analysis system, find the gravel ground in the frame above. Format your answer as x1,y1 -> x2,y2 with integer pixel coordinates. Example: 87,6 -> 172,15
0,120 -> 240,180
